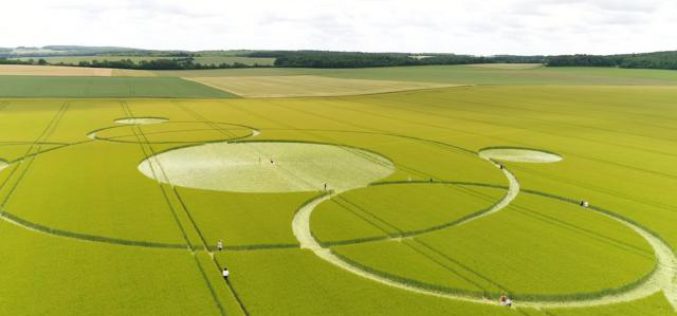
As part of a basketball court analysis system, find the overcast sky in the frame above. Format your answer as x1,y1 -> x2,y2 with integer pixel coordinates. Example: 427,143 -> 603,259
1,0 -> 675,55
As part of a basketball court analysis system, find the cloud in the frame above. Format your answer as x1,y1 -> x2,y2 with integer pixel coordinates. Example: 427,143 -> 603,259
0,0 -> 675,55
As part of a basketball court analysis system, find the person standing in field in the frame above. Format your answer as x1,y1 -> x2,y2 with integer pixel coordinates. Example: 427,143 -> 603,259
222,267 -> 230,279
217,239 -> 224,251
499,294 -> 512,307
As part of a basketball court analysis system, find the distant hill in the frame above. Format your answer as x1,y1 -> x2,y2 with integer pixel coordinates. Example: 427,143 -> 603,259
0,45 -> 187,58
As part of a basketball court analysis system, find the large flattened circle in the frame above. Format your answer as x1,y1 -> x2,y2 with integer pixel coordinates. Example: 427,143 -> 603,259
479,147 -> 562,163
138,142 -> 395,193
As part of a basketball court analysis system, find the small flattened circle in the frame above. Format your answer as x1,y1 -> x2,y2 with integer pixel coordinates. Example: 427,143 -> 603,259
479,147 -> 562,163
115,117 -> 168,125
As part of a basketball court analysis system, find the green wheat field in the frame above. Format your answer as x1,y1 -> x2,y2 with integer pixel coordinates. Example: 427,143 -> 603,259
0,65 -> 675,315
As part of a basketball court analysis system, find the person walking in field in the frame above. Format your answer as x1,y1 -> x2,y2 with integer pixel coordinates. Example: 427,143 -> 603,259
217,240 -> 224,251
222,267 -> 230,279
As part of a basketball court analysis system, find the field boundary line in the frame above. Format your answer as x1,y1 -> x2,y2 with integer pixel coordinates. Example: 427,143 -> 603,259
0,102 -> 69,208
0,210 -> 187,248
121,101 -> 234,316
128,101 -> 250,315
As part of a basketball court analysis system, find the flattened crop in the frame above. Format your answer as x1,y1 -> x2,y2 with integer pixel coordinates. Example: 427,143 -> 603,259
138,142 -> 395,193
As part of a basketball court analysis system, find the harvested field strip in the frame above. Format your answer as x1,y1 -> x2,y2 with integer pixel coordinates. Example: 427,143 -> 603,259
0,76 -> 237,98
0,65 -> 113,76
466,63 -> 543,70
185,75 -> 460,98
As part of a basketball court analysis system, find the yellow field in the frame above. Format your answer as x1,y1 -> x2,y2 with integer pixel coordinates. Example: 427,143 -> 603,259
111,68 -> 157,77
184,75 -> 460,97
0,65 -> 157,77
0,65 -> 113,76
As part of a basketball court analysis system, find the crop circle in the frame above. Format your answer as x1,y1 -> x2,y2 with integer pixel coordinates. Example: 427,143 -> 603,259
114,117 -> 168,125
479,147 -> 562,163
138,141 -> 395,193
92,121 -> 254,144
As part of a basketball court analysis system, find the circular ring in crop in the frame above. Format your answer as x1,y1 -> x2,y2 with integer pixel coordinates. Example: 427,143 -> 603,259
89,121 -> 257,144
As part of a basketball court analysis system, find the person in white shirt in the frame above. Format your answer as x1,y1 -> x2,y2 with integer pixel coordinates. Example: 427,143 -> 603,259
499,294 -> 513,307
222,267 -> 230,279
217,240 -> 224,251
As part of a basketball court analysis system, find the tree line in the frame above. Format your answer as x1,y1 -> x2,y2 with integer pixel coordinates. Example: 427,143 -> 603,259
546,52 -> 677,70
4,50 -> 677,71
0,58 -> 47,65
0,57 -> 270,70
76,58 -> 265,70
244,51 -> 545,68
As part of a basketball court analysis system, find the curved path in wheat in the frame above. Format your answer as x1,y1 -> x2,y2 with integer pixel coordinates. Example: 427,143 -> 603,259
291,158 -> 677,310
